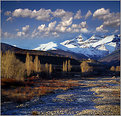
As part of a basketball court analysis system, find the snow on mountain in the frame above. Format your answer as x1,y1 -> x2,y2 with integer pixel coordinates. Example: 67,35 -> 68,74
33,42 -> 58,51
33,34 -> 120,59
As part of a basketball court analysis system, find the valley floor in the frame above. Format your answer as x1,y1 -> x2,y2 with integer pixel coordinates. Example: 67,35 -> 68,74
1,76 -> 120,115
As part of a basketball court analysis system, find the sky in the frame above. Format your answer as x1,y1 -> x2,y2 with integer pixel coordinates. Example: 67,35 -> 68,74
1,1 -> 120,49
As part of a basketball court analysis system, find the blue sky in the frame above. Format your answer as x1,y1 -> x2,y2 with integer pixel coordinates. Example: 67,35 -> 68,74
1,1 -> 120,49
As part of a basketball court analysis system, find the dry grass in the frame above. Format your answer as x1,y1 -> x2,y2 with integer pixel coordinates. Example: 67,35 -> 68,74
1,78 -> 81,103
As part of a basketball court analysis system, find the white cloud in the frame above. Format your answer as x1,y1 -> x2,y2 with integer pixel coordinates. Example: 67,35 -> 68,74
48,21 -> 56,31
114,29 -> 119,33
93,8 -> 110,19
12,9 -> 23,17
12,8 -> 52,21
66,27 -> 72,32
96,25 -> 108,33
93,8 -> 120,28
56,24 -> 67,32
38,24 -> 46,32
35,9 -> 52,21
6,17 -> 13,22
85,10 -> 92,19
80,21 -> 87,28
73,29 -> 80,33
22,25 -> 30,33
4,11 -> 11,16
103,13 -> 120,27
52,32 -> 59,37
60,17 -> 73,27
74,10 -> 82,19
52,9 -> 66,17
71,24 -> 80,28
17,25 -> 30,37
17,32 -> 25,37
2,32 -> 15,38
80,28 -> 88,33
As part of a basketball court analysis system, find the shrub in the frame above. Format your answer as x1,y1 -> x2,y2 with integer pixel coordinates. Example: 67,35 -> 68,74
110,66 -> 115,72
80,61 -> 93,73
115,66 -> 120,72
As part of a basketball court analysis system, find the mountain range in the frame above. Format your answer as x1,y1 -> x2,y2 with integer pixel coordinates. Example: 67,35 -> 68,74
33,34 -> 120,59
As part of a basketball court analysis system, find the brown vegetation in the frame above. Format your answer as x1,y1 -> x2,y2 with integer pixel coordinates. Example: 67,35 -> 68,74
1,78 -> 81,103
80,61 -> 93,73
1,51 -> 25,80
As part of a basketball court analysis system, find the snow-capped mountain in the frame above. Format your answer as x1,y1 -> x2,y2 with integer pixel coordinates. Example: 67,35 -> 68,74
34,42 -> 58,51
33,34 -> 120,59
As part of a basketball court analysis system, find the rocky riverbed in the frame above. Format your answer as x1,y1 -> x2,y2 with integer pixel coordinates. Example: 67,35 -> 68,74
1,76 -> 120,115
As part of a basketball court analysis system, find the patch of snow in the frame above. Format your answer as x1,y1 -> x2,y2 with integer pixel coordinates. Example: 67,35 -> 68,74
33,42 -> 58,51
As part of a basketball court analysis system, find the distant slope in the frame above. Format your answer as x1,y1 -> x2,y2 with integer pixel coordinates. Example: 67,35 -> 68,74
49,49 -> 88,61
99,49 -> 120,66
1,43 -> 87,61
1,43 -> 54,56
1,43 -> 80,65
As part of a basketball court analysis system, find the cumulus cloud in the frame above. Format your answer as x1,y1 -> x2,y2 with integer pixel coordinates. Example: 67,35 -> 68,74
114,29 -> 119,33
17,32 -> 25,37
38,24 -> 46,32
2,32 -> 15,38
56,24 -> 67,32
103,13 -> 120,27
22,25 -> 30,33
80,28 -> 88,33
93,8 -> 120,28
48,21 -> 56,31
74,10 -> 82,19
60,17 -> 73,27
6,17 -> 13,22
11,8 -> 74,22
17,25 -> 30,37
85,10 -> 92,19
71,24 -> 80,28
52,32 -> 59,37
12,8 -> 52,21
52,9 -> 66,17
93,8 -> 110,19
96,25 -> 108,33
80,21 -> 87,28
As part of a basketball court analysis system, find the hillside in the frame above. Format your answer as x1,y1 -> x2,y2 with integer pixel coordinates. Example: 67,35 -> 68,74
1,43 -> 80,65
1,43 -> 87,61
99,49 -> 120,66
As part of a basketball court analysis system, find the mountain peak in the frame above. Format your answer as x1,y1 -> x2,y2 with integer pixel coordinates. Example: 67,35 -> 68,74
33,34 -> 120,59
33,42 -> 58,51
